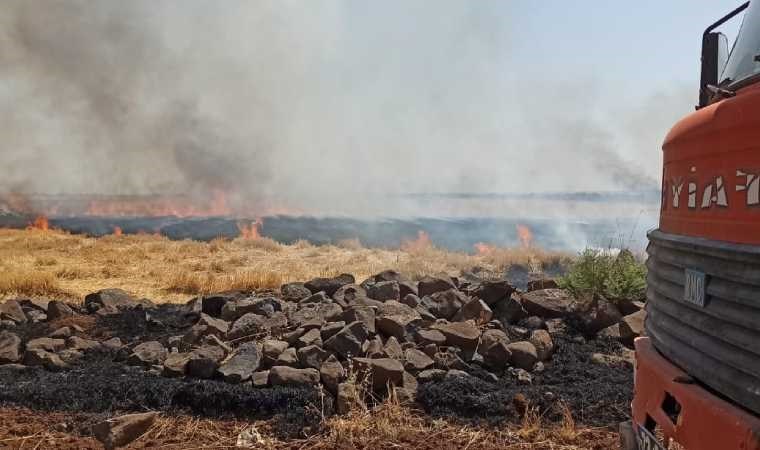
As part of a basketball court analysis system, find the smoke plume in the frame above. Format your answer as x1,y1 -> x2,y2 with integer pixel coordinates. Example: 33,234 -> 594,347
0,1 -> 690,216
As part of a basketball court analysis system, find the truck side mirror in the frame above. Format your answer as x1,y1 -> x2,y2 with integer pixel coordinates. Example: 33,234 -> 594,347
700,32 -> 726,107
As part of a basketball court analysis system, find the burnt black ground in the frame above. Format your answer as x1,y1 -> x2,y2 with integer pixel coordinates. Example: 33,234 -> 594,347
0,358 -> 330,437
418,333 -> 632,427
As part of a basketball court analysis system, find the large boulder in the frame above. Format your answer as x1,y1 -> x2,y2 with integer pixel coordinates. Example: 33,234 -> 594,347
353,357 -> 405,390
305,274 -> 355,296
468,280 -> 516,305
227,313 -> 268,340
0,331 -> 21,363
281,282 -> 312,302
0,299 -> 26,324
421,289 -> 468,320
128,341 -> 168,367
367,281 -> 400,302
217,342 -> 261,383
618,309 -> 646,344
46,301 -> 74,321
320,355 -> 345,394
85,288 -> 152,315
507,341 -> 538,370
376,301 -> 421,340
403,348 -> 434,371
221,297 -> 282,321
324,321 -> 369,359
332,284 -> 367,306
482,341 -> 512,369
341,306 -> 376,334
520,289 -> 574,318
576,298 -> 623,334
452,298 -> 493,324
269,366 -> 320,386
93,412 -> 157,450
492,293 -> 528,325
431,321 -> 481,352
417,275 -> 457,298
186,346 -> 225,378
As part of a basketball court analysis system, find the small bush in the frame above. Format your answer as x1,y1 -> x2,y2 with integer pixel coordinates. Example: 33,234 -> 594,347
559,248 -> 646,302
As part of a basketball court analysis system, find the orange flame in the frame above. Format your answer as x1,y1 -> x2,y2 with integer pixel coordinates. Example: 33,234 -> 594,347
112,226 -> 123,236
27,216 -> 50,231
237,218 -> 263,240
473,242 -> 495,255
516,224 -> 533,248
402,230 -> 432,252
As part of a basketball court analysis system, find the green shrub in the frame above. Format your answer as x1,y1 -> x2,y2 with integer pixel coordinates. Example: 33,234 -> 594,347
558,248 -> 646,302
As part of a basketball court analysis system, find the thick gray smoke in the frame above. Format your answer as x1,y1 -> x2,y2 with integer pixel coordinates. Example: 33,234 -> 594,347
0,1 -> 689,216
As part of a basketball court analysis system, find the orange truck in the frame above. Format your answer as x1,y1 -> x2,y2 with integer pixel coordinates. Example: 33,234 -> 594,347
620,2 -> 760,449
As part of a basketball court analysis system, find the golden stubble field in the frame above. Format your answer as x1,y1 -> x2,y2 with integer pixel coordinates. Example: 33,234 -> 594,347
0,228 -> 570,303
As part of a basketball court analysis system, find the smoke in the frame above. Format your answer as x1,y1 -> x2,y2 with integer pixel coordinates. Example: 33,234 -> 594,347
0,1 -> 689,216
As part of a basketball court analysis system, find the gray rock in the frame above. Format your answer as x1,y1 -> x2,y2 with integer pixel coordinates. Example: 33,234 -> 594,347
507,341 -> 538,370
321,321 -> 346,341
299,291 -> 331,305
619,309 -> 646,344
23,348 -> 66,370
332,284 -> 367,306
367,281 -> 400,302
281,282 -> 312,302
217,342 -> 261,383
85,288 -> 152,315
27,337 -> 66,352
269,366 -> 320,386
93,412 -> 157,450
162,352 -> 191,377
337,382 -> 357,414
415,329 -> 446,346
199,291 -> 246,317
296,328 -> 322,348
186,346 -> 225,378
469,280 -> 516,305
297,345 -> 329,369
221,296 -> 282,321
67,336 -> 102,352
376,301 -> 421,340
452,298 -> 493,324
364,335 -> 384,358
252,370 -> 270,387
0,331 -> 22,363
421,289 -> 468,320
400,294 -> 420,308
227,313 -> 267,340
519,316 -> 546,330
262,339 -> 289,364
341,306 -> 376,335
320,355 -> 345,394
197,313 -> 229,337
353,357 -> 405,390
520,289 -> 574,318
480,329 -> 509,350
417,275 -> 457,297
527,278 -> 558,292
49,327 -> 71,339
417,368 -> 446,382
0,299 -> 26,323
47,301 -> 74,321
305,274 -> 355,296
276,347 -> 299,367
324,321 -> 369,359
403,348 -> 434,371
482,341 -> 512,369
492,293 -> 528,325
431,321 -> 481,351
383,336 -> 404,359
128,341 -> 168,366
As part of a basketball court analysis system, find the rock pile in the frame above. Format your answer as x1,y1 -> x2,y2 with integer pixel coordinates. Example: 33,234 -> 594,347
0,271 -> 646,414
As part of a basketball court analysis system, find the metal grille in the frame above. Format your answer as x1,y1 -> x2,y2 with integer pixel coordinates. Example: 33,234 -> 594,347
646,229 -> 760,414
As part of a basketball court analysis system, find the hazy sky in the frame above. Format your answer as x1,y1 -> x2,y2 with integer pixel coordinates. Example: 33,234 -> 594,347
0,1 -> 749,211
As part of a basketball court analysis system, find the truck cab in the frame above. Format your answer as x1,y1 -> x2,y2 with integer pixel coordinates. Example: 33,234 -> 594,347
625,2 -> 760,449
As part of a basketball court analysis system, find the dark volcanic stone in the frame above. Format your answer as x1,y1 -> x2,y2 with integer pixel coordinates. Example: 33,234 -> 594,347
200,291 -> 246,317
0,331 -> 22,363
85,288 -> 152,314
304,274 -> 355,296
217,342 -> 261,383
47,301 -> 74,321
421,289 -> 467,320
367,281 -> 400,302
417,275 -> 457,298
324,321 -> 369,359
469,280 -> 516,305
281,283 -> 312,302
0,300 -> 26,324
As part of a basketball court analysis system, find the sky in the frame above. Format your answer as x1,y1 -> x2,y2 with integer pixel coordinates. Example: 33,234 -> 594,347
0,0 -> 751,214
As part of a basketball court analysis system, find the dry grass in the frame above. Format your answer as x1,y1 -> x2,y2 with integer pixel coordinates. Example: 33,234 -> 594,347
0,228 -> 570,303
